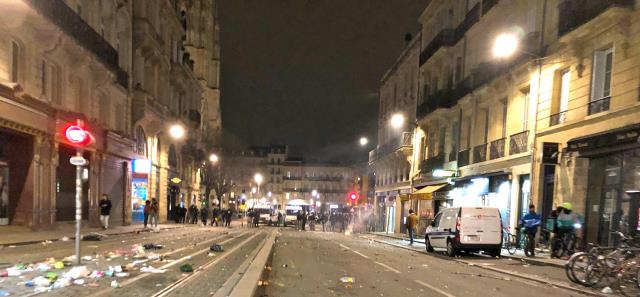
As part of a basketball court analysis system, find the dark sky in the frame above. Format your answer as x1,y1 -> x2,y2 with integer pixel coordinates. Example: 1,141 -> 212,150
218,0 -> 428,163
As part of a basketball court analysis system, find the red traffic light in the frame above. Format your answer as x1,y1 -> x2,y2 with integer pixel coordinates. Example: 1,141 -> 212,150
64,125 -> 92,146
348,192 -> 359,201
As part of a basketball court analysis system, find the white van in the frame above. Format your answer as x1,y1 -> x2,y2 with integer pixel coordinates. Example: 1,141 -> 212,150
425,207 -> 502,257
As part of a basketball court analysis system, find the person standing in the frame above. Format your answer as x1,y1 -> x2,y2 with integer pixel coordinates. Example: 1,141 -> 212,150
143,200 -> 151,228
212,208 -> 220,226
189,204 -> 198,224
99,194 -> 112,230
201,207 -> 209,226
519,204 -> 541,257
150,198 -> 159,228
406,209 -> 418,245
225,209 -> 232,227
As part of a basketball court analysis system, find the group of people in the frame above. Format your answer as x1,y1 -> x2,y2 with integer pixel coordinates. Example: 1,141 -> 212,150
178,204 -> 234,227
100,194 -> 161,230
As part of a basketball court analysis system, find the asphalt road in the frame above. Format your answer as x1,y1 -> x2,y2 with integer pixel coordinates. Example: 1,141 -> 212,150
261,230 -> 595,297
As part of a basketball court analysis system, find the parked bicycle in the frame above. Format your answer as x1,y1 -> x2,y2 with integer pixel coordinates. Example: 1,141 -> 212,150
565,232 -> 640,296
502,227 -> 517,255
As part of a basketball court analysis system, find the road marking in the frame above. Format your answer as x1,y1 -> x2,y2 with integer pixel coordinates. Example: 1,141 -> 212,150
374,261 -> 400,274
415,279 -> 457,297
151,231 -> 264,297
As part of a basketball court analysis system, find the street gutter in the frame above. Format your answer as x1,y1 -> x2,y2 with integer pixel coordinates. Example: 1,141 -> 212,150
365,236 -> 607,297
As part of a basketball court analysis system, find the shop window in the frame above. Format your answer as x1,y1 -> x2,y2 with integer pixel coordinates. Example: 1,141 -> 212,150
135,126 -> 147,157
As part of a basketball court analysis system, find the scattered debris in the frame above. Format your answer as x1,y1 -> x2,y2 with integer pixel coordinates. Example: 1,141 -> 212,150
140,267 -> 167,273
73,279 -> 85,285
601,287 -> 613,294
257,280 -> 269,286
143,243 -> 164,250
110,280 -> 120,288
210,244 -> 224,252
0,289 -> 10,296
82,234 -> 101,241
339,277 -> 355,283
179,264 -> 194,273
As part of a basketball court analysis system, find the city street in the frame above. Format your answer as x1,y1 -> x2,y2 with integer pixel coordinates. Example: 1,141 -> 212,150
0,224 -> 274,297
261,229 -> 596,297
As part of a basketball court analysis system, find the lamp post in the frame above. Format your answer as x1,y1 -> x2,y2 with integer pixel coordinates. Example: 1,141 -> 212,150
359,137 -> 369,147
254,173 -> 263,198
492,30 -> 546,217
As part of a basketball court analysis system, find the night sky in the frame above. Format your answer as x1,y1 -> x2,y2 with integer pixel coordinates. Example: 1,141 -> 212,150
218,0 -> 428,163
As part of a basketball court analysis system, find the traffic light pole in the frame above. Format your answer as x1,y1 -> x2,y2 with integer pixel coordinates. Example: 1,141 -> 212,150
74,151 -> 82,265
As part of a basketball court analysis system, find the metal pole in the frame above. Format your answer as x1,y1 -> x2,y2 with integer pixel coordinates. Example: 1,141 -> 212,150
74,151 -> 82,265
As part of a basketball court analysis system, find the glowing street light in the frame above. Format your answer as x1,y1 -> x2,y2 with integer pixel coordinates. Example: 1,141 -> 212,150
311,189 -> 318,197
254,173 -> 263,196
209,153 -> 219,164
169,124 -> 185,139
359,137 -> 369,146
493,33 -> 519,58
390,113 -> 405,129
268,191 -> 272,197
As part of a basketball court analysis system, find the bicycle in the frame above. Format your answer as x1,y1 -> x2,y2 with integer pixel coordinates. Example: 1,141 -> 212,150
551,229 -> 580,258
502,227 -> 517,255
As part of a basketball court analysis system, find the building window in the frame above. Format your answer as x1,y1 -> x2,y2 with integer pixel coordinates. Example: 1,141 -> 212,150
589,47 -> 613,115
501,99 -> 508,138
438,126 -> 446,155
10,41 -> 19,83
521,88 -> 530,130
420,136 -> 426,161
135,126 -> 147,157
551,69 -> 571,125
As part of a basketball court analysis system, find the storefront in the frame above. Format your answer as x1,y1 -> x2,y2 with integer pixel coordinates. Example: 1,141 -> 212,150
131,159 -> 150,222
449,173 -> 513,228
568,124 -> 640,247
411,184 -> 449,234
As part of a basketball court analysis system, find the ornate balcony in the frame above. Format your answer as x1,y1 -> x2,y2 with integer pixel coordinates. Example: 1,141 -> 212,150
368,132 -> 413,163
509,131 -> 529,155
419,29 -> 456,66
458,149 -> 470,167
420,153 -> 445,175
25,0 -> 128,89
473,143 -> 487,164
558,0 -> 634,37
549,111 -> 567,126
489,138 -> 505,160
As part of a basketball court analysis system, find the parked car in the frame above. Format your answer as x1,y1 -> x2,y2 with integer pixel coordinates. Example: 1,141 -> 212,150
424,207 -> 502,257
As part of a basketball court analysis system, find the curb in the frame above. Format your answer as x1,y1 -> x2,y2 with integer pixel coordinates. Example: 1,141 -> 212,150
366,237 -> 605,297
228,230 -> 276,297
0,225 -> 188,247
367,232 -> 564,268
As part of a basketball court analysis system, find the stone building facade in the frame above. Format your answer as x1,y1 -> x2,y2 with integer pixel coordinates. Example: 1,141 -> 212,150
374,0 -> 640,242
0,0 -> 221,228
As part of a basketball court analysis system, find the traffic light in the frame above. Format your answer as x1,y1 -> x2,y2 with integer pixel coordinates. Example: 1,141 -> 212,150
63,122 -> 92,147
348,191 -> 359,202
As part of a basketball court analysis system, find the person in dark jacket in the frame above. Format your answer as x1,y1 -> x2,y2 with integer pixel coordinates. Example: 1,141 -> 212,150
212,208 -> 220,226
225,209 -> 233,227
200,207 -> 209,226
143,200 -> 151,228
99,194 -> 112,230
189,204 -> 198,224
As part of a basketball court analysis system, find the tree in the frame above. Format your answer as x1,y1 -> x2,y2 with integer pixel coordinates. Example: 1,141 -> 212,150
199,162 -> 234,210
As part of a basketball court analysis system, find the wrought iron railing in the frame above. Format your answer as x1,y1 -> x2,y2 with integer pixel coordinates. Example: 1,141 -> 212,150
549,111 -> 567,126
419,29 -> 456,66
509,130 -> 529,155
458,149 -> 470,167
588,96 -> 611,115
473,143 -> 487,163
558,0 -> 634,37
368,132 -> 413,163
25,0 -> 128,89
420,154 -> 445,175
455,2 -> 480,40
482,0 -> 499,15
489,138 -> 505,160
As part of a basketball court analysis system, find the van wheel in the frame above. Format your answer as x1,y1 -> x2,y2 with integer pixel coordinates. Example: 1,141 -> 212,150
425,237 -> 434,252
446,240 -> 457,257
489,249 -> 501,258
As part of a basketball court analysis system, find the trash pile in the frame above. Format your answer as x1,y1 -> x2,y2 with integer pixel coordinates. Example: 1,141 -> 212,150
0,242 -> 172,295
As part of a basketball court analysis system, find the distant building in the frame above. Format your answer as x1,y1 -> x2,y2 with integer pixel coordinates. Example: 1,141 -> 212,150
221,145 -> 358,211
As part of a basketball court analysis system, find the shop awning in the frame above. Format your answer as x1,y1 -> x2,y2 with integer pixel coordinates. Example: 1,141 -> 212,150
411,184 -> 448,200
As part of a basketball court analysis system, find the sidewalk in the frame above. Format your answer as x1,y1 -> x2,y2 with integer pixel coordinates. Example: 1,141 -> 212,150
0,222 -> 188,246
370,232 -> 566,268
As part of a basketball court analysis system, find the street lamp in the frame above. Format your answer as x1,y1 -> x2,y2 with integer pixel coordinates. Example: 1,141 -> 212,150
390,113 -> 405,129
311,189 -> 318,197
492,33 -> 519,58
169,124 -> 186,139
359,137 -> 369,146
254,173 -> 263,197
209,153 -> 219,164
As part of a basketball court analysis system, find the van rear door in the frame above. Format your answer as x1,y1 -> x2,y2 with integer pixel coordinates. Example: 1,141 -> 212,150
459,207 -> 501,245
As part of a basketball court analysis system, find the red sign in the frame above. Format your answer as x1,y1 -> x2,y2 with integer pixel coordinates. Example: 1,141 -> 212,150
64,125 -> 91,146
